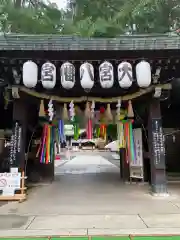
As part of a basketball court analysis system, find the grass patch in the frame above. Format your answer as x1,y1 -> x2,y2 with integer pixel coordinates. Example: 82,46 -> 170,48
1,236 -> 180,240
133,237 -> 180,240
92,237 -> 130,240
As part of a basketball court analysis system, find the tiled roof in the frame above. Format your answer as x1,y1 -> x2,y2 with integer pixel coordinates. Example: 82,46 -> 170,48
0,33 -> 180,51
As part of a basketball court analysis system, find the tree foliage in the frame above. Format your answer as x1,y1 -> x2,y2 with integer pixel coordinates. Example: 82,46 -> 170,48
68,0 -> 180,35
115,0 -> 180,33
0,0 -> 64,33
0,0 -> 180,36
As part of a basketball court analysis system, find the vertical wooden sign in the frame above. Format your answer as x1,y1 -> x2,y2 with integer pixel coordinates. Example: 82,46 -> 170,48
151,118 -> 165,169
9,121 -> 22,168
148,99 -> 167,194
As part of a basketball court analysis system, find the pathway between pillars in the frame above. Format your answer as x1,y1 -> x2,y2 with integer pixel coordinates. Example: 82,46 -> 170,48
0,154 -> 180,236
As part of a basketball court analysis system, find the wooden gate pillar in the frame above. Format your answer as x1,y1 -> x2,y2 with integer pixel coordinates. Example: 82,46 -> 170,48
10,99 -> 27,170
119,148 -> 129,182
148,99 -> 167,195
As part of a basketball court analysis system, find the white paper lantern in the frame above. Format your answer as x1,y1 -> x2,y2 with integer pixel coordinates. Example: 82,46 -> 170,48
99,61 -> 114,89
41,62 -> 56,89
61,62 -> 75,90
80,62 -> 94,91
118,61 -> 133,89
136,60 -> 151,88
23,60 -> 38,88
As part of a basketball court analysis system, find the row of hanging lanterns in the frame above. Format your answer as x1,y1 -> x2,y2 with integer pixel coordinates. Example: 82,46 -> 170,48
23,60 -> 151,90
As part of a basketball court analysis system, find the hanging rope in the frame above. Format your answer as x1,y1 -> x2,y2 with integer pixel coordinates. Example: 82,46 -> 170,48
105,103 -> 113,122
19,83 -> 171,103
39,99 -> 45,117
62,103 -> 69,120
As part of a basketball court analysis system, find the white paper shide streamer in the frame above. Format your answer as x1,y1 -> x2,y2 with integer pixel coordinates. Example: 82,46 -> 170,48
91,100 -> 95,118
99,61 -> 114,89
116,99 -> 121,117
136,60 -> 151,88
116,99 -> 121,148
48,99 -> 54,121
69,100 -> 75,121
61,62 -> 75,90
41,62 -> 56,89
80,62 -> 94,91
118,61 -> 133,89
23,60 -> 38,88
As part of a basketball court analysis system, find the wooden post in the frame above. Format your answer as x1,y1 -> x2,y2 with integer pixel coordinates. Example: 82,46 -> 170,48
118,121 -> 130,182
10,99 -> 27,170
0,99 -> 28,202
148,99 -> 167,195
120,148 -> 130,182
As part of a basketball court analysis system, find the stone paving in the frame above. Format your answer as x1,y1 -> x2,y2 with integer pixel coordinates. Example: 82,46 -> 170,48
1,154 -> 180,236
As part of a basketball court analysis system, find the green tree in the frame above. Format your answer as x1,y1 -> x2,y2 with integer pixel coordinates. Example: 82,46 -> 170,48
0,0 -> 64,33
65,0 -> 124,37
114,0 -> 180,33
67,0 -> 180,35
1,0 -> 180,36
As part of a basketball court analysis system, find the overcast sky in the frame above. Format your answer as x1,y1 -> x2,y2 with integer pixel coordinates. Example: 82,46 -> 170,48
50,0 -> 67,9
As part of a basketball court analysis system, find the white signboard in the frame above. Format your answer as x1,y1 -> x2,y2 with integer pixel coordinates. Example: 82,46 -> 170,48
0,172 -> 21,196
132,128 -> 143,167
64,124 -> 74,136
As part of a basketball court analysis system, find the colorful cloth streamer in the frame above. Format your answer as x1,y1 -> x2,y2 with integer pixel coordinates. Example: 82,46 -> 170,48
40,124 -> 55,164
50,125 -> 55,163
86,119 -> 93,139
73,116 -> 80,140
74,122 -> 79,140
124,122 -> 130,163
58,120 -> 65,143
118,122 -> 125,149
45,125 -> 50,164
123,120 -> 136,164
99,124 -> 106,140
40,124 -> 47,163
96,126 -> 100,138
129,121 -> 136,164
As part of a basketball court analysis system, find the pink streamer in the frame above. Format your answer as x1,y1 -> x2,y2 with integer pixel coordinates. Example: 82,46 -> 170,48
86,119 -> 93,139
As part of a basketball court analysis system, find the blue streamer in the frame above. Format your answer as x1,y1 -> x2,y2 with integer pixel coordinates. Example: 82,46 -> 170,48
61,120 -> 65,142
59,120 -> 66,143
58,120 -> 62,142
129,122 -> 136,164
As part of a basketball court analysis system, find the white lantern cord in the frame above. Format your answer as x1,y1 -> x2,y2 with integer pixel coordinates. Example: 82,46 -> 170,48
91,101 -> 95,118
116,99 -> 121,115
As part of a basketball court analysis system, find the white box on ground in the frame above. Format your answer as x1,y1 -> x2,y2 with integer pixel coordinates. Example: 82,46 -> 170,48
0,172 -> 21,196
